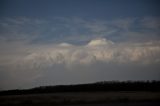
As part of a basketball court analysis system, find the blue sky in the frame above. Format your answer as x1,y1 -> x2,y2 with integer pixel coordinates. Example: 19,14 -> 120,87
1,0 -> 160,19
0,0 -> 160,90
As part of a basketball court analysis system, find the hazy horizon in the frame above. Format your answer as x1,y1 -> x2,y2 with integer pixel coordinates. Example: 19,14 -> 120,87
0,0 -> 160,90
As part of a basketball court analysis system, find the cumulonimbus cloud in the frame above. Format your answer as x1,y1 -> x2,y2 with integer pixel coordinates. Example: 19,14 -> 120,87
1,17 -> 160,90
16,38 -> 160,70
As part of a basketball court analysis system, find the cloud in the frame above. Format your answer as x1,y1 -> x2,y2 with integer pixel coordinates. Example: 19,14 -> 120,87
0,16 -> 160,44
110,18 -> 135,31
0,38 -> 158,89
0,38 -> 160,90
0,17 -> 160,90
141,17 -> 160,29
12,38 -> 160,71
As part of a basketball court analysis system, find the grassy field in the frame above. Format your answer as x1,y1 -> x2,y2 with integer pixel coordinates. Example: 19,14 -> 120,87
0,91 -> 160,105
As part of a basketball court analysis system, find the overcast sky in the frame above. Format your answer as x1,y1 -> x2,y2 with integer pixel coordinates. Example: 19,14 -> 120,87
0,0 -> 160,90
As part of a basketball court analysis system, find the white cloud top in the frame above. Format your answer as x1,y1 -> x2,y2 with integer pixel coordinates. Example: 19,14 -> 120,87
87,38 -> 114,46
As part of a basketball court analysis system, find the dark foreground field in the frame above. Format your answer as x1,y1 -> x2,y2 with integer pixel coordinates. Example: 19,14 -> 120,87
0,92 -> 160,106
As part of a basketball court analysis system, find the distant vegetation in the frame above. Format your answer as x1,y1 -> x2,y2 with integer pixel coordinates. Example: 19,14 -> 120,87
0,81 -> 160,95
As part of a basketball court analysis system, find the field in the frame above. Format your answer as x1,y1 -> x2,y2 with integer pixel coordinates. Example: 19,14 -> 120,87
0,91 -> 160,105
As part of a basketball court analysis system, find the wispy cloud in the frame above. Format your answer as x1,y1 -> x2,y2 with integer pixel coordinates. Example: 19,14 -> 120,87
0,16 -> 160,44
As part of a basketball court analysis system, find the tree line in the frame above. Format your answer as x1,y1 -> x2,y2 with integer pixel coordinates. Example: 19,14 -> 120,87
0,80 -> 160,95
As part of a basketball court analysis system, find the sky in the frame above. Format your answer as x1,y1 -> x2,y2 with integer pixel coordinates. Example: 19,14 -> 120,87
0,0 -> 160,90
